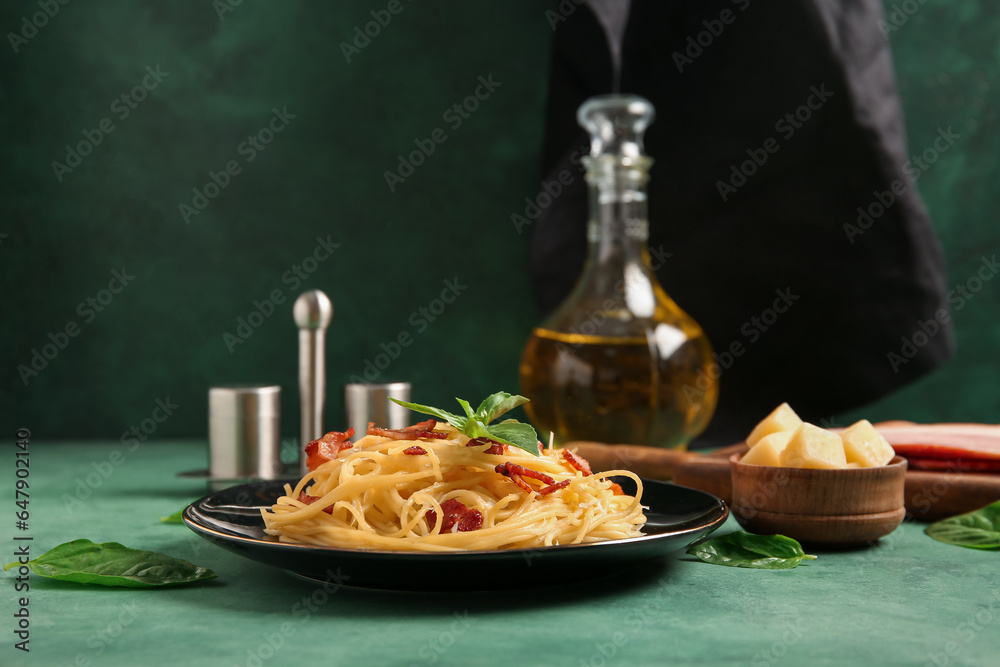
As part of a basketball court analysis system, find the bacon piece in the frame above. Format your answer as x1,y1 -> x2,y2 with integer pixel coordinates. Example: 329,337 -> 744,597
297,492 -> 334,514
496,463 -> 556,485
367,419 -> 448,441
403,446 -> 427,455
426,499 -> 482,533
499,468 -> 534,494
608,482 -> 625,496
467,437 -> 507,455
539,480 -> 571,496
305,428 -> 355,471
562,450 -> 593,476
495,462 -> 556,494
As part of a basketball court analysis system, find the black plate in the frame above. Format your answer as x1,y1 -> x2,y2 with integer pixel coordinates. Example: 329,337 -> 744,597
183,477 -> 728,591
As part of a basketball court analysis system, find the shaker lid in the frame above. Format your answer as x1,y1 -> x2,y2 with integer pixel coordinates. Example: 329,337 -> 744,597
209,384 -> 281,419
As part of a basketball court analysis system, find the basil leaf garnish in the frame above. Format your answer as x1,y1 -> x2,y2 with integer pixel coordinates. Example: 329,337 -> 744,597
3,539 -> 218,587
160,509 -> 185,523
925,500 -> 1000,550
391,392 -> 539,455
686,532 -> 817,569
476,392 -> 530,424
487,421 -> 541,455
456,398 -> 476,419
388,400 -> 466,430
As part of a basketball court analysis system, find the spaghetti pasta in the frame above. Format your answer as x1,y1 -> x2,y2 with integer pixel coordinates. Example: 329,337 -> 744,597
261,422 -> 646,551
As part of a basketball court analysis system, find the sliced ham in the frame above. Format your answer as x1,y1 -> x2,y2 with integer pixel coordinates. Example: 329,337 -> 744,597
875,423 -> 1000,462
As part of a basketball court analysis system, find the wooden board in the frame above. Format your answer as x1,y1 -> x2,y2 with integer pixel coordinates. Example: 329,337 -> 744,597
569,439 -> 1000,522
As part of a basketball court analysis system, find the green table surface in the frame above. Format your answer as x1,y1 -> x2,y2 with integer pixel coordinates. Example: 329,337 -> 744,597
4,440 -> 999,667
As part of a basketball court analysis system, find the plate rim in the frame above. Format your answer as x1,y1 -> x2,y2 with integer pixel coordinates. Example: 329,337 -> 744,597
183,477 -> 729,559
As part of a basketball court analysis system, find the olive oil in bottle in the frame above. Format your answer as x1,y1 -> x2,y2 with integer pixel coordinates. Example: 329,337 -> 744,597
519,95 -> 718,448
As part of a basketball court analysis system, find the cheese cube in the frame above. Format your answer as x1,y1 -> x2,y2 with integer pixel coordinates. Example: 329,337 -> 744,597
740,431 -> 794,467
747,403 -> 803,447
779,423 -> 847,469
841,420 -> 895,467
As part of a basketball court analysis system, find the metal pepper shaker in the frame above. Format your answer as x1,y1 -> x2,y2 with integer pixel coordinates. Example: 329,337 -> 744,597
294,290 -> 333,473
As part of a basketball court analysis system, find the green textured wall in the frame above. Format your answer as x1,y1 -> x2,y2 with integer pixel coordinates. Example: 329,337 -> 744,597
1,1 -> 551,439
840,0 -> 1000,427
2,1 -> 997,440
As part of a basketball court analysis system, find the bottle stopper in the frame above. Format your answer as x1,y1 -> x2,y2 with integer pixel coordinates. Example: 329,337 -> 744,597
294,290 -> 333,473
578,94 -> 655,159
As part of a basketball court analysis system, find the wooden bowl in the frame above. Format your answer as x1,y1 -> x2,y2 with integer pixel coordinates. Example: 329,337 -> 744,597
729,454 -> 907,547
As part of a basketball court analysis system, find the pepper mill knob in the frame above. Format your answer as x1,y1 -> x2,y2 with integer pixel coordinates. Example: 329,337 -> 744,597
293,290 -> 333,330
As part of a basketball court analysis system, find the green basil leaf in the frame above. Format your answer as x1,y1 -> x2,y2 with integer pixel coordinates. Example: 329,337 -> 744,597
462,417 -> 495,441
3,539 -> 218,587
389,399 -> 467,430
488,421 -> 540,456
925,500 -> 1000,550
456,398 -> 476,419
686,532 -> 816,569
390,393 -> 538,455
159,509 -> 185,524
729,532 -> 810,560
475,392 -> 530,424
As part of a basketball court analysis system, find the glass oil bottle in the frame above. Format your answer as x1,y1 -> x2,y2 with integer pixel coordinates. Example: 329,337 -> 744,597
519,95 -> 718,449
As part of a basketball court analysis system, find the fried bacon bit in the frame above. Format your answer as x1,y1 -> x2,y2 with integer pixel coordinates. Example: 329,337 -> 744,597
607,482 -> 625,496
495,462 -> 556,494
305,428 -> 355,471
297,492 -> 334,514
426,499 -> 482,533
538,479 -> 571,496
562,449 -> 593,476
367,419 -> 448,441
403,446 -> 427,455
466,437 -> 507,455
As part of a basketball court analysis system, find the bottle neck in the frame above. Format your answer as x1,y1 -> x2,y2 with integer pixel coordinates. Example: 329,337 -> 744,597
582,156 -> 657,317
584,155 -> 652,267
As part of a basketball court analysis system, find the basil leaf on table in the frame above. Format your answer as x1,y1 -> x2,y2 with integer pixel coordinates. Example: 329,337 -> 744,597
160,509 -> 186,523
686,532 -> 817,569
3,539 -> 217,587
391,392 -> 540,455
925,500 -> 1000,550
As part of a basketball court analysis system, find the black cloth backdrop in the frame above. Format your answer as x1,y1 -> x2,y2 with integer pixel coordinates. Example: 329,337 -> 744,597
531,0 -> 953,447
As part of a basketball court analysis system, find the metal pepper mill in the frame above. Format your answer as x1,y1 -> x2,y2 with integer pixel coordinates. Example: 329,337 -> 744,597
293,290 -> 333,473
